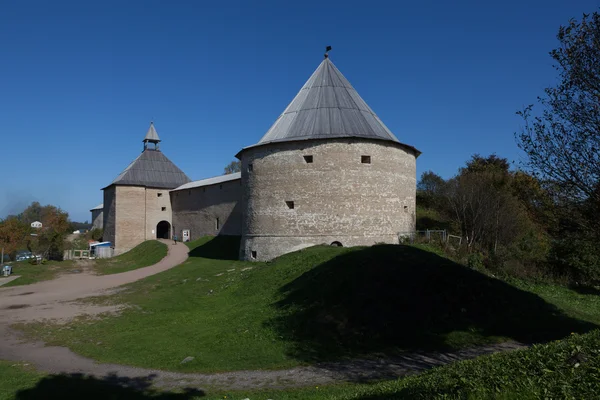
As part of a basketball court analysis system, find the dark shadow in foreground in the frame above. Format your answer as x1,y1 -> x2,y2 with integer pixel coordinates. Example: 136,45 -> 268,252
569,283 -> 600,296
187,235 -> 240,260
15,373 -> 204,400
268,245 -> 597,363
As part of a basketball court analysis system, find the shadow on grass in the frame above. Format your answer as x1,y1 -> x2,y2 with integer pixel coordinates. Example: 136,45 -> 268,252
15,373 -> 204,399
188,236 -> 240,260
268,245 -> 597,363
569,284 -> 600,296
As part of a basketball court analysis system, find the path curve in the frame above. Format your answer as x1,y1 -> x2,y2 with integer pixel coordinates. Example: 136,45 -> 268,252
0,241 -> 526,391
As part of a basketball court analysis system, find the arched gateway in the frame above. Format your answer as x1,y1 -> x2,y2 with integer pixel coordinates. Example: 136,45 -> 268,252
156,220 -> 171,239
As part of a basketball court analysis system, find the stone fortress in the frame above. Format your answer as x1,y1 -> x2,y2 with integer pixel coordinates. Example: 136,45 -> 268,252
97,53 -> 420,261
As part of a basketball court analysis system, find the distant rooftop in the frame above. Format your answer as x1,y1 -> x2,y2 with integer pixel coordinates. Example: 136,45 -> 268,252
171,172 -> 241,192
90,203 -> 103,211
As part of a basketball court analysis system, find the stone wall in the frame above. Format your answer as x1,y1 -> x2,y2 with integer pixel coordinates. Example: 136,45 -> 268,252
171,177 -> 242,242
114,186 -> 146,254
144,188 -> 173,240
102,186 -> 116,246
239,138 -> 417,261
91,209 -> 103,230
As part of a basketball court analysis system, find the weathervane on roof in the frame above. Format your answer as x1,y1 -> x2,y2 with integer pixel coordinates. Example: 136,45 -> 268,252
324,45 -> 332,59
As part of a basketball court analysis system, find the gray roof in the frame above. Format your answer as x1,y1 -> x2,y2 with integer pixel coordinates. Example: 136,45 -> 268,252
171,172 -> 241,192
105,149 -> 191,190
90,203 -> 103,211
239,57 -> 418,155
144,122 -> 161,142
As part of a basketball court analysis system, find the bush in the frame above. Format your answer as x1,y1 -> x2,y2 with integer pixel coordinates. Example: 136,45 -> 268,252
88,228 -> 103,241
551,237 -> 600,284
467,252 -> 485,271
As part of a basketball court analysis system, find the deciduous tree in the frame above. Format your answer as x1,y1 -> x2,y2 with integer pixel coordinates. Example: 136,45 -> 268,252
517,12 -> 600,206
224,160 -> 241,174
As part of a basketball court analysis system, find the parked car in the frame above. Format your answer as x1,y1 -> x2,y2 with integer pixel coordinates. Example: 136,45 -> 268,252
15,251 -> 42,262
15,250 -> 33,262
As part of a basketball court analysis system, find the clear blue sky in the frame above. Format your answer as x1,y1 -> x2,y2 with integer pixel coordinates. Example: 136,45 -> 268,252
1,0 -> 598,222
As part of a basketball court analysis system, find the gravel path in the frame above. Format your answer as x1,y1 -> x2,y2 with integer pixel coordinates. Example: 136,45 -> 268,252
0,241 -> 526,391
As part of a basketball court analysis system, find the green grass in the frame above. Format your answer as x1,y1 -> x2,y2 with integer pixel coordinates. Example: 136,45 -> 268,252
215,329 -> 600,399
416,205 -> 452,231
0,361 -> 44,400
3,330 -> 600,399
0,360 -> 203,400
16,237 -> 600,375
0,260 -> 75,287
93,240 -> 168,275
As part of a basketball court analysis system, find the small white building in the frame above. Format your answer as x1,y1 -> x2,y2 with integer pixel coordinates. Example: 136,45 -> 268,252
31,221 -> 42,229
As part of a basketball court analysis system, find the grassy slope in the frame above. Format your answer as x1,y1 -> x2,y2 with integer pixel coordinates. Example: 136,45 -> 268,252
0,361 -> 44,400
226,330 -> 600,399
93,240 -> 168,275
0,260 -> 75,287
3,330 -> 600,399
18,236 -> 600,375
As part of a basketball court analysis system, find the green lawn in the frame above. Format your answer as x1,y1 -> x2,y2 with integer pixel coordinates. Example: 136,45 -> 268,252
17,236 -> 600,375
0,361 -> 44,400
3,330 -> 600,399
92,240 -> 168,275
0,260 -> 75,287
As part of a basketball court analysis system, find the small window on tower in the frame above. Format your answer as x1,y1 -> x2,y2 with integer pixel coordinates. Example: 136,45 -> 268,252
285,201 -> 295,209
361,155 -> 371,164
303,155 -> 313,163
404,205 -> 409,213
248,163 -> 253,172
216,217 -> 220,230
161,207 -> 166,211
251,250 -> 257,259
157,193 -> 163,197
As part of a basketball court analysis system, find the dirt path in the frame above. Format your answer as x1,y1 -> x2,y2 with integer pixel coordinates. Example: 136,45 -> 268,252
0,241 -> 526,391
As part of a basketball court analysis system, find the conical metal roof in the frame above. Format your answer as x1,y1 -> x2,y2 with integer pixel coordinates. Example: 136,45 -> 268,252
144,122 -> 161,142
241,57 -> 417,154
105,149 -> 191,189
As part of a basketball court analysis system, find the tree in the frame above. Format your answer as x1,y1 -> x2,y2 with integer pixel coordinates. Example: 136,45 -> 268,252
517,12 -> 600,205
0,217 -> 31,259
224,160 -> 241,174
417,171 -> 446,209
464,154 -> 510,175
19,201 -> 42,224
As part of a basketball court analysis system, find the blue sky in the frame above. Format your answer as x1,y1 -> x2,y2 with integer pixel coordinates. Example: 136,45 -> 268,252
1,0 -> 598,222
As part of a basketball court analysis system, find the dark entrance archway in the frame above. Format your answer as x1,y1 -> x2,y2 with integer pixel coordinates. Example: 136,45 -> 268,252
156,221 -> 171,239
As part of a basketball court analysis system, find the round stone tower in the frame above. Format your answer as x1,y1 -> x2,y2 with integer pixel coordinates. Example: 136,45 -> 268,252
236,53 -> 420,261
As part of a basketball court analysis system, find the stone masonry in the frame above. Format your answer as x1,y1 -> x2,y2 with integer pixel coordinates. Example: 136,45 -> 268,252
171,177 -> 242,241
239,139 -> 417,261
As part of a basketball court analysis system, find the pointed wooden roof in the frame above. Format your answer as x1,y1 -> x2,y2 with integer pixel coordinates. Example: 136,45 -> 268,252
103,125 -> 191,190
143,122 -> 161,143
238,56 -> 419,156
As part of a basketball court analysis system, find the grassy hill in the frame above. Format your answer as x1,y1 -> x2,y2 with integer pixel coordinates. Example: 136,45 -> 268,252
93,240 -> 168,275
19,236 -> 600,374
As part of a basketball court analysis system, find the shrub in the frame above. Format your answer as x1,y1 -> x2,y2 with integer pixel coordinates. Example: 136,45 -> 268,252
467,252 -> 485,271
550,237 -> 600,284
